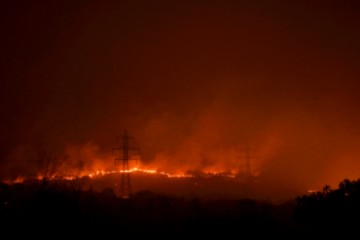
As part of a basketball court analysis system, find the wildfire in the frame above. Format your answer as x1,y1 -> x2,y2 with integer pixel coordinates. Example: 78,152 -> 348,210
307,189 -> 319,193
86,167 -> 194,178
2,167 -> 244,185
3,176 -> 26,185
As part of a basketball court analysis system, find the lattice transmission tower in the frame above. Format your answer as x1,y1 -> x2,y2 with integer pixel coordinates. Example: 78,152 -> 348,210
112,129 -> 140,198
239,143 -> 257,186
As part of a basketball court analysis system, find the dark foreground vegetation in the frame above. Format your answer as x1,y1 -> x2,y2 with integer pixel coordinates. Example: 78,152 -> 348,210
1,179 -> 360,238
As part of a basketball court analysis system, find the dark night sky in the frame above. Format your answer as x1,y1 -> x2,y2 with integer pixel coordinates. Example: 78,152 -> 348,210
1,0 -> 360,196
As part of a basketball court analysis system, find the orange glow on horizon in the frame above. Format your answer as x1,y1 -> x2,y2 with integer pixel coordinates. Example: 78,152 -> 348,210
2,166 -> 250,185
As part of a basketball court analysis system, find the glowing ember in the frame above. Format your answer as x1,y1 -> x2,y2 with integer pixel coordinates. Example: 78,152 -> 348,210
3,176 -> 26,185
307,189 -> 320,194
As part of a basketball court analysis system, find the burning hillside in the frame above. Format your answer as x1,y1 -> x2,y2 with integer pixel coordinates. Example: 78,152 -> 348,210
0,138 -> 314,201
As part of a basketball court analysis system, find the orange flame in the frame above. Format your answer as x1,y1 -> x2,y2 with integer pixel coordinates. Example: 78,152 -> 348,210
2,166 -> 249,185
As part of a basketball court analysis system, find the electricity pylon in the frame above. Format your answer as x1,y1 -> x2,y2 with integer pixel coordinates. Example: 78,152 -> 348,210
112,129 -> 140,198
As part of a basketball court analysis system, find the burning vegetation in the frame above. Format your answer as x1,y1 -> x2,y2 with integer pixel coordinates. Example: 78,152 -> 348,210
1,131 -> 265,200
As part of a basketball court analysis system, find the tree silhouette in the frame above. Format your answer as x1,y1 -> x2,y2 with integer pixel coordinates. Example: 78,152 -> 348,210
36,149 -> 67,186
294,178 -> 360,235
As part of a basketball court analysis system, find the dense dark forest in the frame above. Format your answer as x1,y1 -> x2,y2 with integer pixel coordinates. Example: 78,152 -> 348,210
1,178 -> 360,238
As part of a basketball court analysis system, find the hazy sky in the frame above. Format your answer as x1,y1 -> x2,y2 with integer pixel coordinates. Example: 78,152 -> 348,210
1,0 -> 360,195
